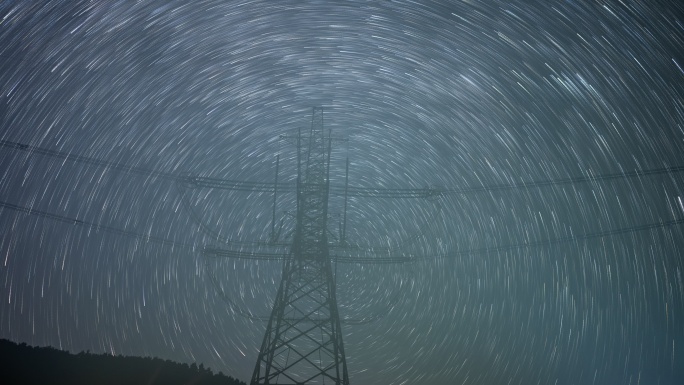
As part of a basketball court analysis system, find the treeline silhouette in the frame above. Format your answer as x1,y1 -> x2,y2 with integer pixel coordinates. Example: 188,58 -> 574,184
0,338 -> 246,385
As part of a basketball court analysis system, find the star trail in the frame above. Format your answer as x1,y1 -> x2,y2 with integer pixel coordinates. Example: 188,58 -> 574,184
1,1 -> 683,384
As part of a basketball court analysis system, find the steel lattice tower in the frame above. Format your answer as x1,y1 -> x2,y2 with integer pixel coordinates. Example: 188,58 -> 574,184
251,107 -> 349,385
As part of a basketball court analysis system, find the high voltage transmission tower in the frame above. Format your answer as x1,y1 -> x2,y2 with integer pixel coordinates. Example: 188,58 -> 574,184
249,107 -> 349,384
198,107 -> 425,383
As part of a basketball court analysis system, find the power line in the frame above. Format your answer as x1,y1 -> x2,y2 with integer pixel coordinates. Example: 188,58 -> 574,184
3,138 -> 683,259
3,139 -> 682,198
0,139 -> 434,197
0,139 -> 183,182
429,217 -> 684,259
2,197 -> 683,261
440,166 -> 684,195
204,216 -> 684,262
0,199 -> 413,264
0,200 -> 195,250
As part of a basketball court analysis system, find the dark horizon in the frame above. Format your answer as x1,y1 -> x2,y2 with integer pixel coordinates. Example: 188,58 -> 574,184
0,338 -> 245,385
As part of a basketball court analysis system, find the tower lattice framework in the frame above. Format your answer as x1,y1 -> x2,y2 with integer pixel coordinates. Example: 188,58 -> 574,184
251,107 -> 349,385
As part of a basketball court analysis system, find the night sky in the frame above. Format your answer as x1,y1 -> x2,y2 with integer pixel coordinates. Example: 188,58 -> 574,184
1,1 -> 683,384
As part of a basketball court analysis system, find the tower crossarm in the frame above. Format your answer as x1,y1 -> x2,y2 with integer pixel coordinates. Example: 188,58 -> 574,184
187,175 -> 437,198
203,246 -> 414,264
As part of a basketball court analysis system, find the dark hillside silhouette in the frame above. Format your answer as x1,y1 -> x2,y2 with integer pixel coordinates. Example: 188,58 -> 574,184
0,339 -> 245,385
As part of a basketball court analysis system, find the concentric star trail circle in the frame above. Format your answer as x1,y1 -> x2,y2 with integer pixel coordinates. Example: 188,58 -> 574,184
1,1 -> 683,384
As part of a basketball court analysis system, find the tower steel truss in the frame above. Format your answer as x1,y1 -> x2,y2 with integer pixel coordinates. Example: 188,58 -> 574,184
251,107 -> 349,385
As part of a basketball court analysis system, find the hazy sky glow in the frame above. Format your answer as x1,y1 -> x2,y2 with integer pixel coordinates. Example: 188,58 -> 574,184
1,1 -> 683,384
